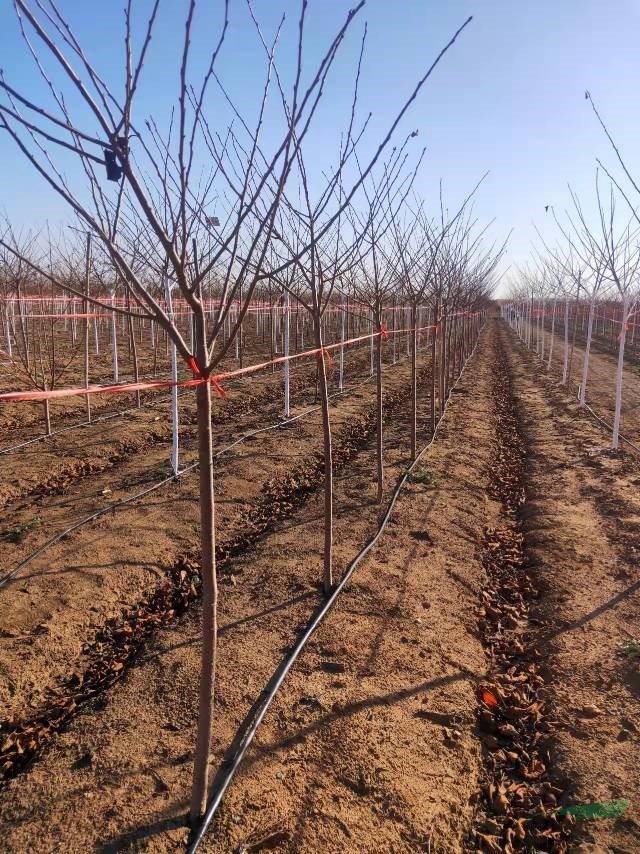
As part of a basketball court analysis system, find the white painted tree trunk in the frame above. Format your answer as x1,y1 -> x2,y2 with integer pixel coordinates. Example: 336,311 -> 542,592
111,293 -> 119,383
338,305 -> 345,391
612,293 -> 631,450
578,299 -> 595,407
406,307 -> 411,357
283,289 -> 290,417
164,276 -> 180,475
392,304 -> 397,364
547,298 -> 556,371
562,298 -> 569,385
4,317 -> 12,358
369,308 -> 374,376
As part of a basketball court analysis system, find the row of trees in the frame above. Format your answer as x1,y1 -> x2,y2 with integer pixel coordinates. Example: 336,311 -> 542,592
0,0 -> 499,828
503,167 -> 640,449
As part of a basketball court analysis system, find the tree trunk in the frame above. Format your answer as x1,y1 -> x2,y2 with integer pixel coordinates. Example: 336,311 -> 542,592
283,289 -> 290,417
410,304 -> 417,459
547,298 -> 556,371
439,312 -> 446,418
126,287 -> 141,408
430,302 -> 438,436
578,299 -> 595,407
375,313 -> 383,503
314,316 -> 333,593
567,284 -> 580,385
189,373 -> 218,824
84,233 -> 91,422
562,297 -> 569,384
612,294 -> 630,450
43,398 -> 51,436
338,303 -> 345,391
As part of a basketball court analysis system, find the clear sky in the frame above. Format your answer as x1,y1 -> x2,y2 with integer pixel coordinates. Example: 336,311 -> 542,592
1,0 -> 640,296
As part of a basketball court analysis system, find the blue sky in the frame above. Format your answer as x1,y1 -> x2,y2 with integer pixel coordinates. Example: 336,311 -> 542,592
1,1 -> 640,295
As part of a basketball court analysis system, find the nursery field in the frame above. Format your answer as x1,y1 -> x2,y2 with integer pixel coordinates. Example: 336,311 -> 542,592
0,318 -> 638,853
3,0 -> 640,850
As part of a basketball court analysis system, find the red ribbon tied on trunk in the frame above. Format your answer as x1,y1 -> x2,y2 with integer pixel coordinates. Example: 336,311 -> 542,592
317,347 -> 333,368
617,323 -> 630,343
378,323 -> 389,341
187,355 -> 200,378
186,355 -> 225,398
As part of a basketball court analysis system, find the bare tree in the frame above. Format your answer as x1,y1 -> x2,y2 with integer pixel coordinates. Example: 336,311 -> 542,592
0,0 -> 473,825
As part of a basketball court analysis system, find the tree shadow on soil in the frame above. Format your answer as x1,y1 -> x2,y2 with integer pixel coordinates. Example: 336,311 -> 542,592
94,810 -> 189,853
140,589 -> 318,664
240,668 -> 483,773
540,578 -> 640,644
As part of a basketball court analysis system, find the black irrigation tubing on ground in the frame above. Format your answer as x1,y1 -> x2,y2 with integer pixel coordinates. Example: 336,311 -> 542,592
582,402 -> 640,455
508,322 -> 640,456
186,326 -> 486,854
0,353 -> 414,590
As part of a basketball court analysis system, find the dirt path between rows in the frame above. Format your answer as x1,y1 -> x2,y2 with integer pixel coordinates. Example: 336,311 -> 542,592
502,323 -> 640,852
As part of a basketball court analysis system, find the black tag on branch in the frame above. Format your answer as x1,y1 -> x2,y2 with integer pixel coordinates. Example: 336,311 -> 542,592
104,148 -> 122,182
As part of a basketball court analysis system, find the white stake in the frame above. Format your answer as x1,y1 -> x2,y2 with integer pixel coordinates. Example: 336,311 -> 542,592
164,275 -> 180,475
110,290 -> 119,383
578,298 -> 595,406
283,289 -> 290,417
369,309 -> 374,376
339,303 -> 345,391
612,293 -> 631,450
4,316 -> 12,358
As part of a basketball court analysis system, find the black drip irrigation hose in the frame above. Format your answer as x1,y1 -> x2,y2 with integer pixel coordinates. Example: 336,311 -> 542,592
505,318 -> 640,456
0,354 -> 412,590
186,326 -> 486,853
582,402 -> 640,455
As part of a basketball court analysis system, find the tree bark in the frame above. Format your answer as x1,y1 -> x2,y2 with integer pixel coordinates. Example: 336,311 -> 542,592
410,303 -> 417,459
430,302 -> 438,436
547,298 -> 556,371
43,398 -> 51,436
189,373 -> 218,825
439,311 -> 446,419
375,311 -> 383,502
84,233 -> 91,422
612,294 -> 630,450
578,299 -> 595,407
314,315 -> 333,593
567,282 -> 580,385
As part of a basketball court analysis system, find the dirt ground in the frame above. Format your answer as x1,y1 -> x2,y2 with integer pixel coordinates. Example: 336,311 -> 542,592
0,345 -> 408,720
0,319 -> 638,853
